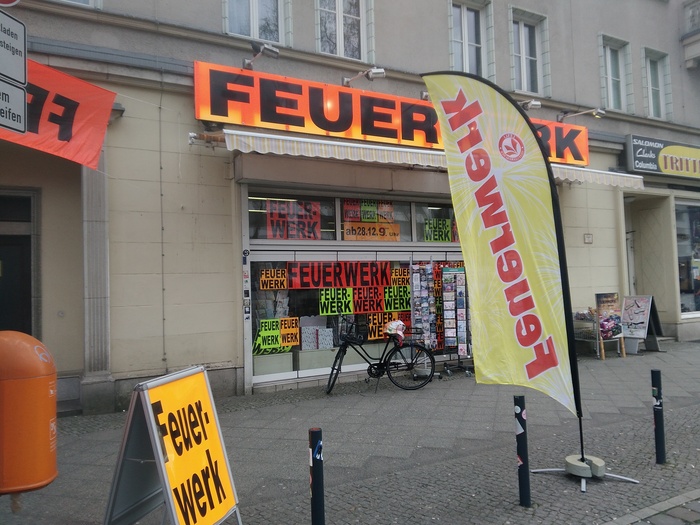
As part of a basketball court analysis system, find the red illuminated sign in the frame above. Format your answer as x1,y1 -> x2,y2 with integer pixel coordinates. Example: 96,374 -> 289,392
194,61 -> 589,166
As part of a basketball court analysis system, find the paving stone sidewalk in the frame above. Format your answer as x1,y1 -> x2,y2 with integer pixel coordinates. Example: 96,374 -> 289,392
1,341 -> 699,524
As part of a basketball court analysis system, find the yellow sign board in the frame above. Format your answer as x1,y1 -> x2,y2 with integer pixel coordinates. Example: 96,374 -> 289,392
104,366 -> 241,525
148,370 -> 237,524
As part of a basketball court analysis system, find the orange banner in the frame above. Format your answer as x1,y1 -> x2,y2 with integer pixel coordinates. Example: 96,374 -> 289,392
423,72 -> 576,415
531,118 -> 589,166
0,60 -> 116,169
194,61 -> 441,149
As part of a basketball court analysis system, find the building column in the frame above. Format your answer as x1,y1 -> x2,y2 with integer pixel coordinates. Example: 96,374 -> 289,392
80,154 -> 114,413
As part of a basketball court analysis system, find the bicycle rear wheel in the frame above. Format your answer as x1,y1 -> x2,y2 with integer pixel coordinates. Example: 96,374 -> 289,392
386,342 -> 435,390
326,346 -> 346,394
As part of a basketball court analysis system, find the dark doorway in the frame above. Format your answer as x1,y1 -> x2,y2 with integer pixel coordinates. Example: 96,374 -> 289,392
0,235 -> 32,333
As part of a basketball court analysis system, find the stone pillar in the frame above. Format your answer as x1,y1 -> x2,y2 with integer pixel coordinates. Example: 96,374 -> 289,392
80,155 -> 114,414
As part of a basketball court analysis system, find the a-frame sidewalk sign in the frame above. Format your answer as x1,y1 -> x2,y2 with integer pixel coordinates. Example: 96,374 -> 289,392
104,366 -> 242,525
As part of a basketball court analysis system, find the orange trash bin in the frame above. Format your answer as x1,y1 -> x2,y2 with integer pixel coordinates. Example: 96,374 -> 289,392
0,331 -> 58,494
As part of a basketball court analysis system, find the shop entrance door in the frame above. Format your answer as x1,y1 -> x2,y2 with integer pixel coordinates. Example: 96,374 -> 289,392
0,235 -> 32,333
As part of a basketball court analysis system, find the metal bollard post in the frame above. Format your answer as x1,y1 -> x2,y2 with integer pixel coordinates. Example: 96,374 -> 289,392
309,428 -> 325,525
514,396 -> 531,507
651,369 -> 666,465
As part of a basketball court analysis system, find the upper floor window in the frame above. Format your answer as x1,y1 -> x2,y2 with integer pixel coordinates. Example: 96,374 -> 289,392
600,35 -> 632,113
451,4 -> 483,76
510,9 -> 548,95
643,48 -> 671,120
318,0 -> 366,60
227,0 -> 282,42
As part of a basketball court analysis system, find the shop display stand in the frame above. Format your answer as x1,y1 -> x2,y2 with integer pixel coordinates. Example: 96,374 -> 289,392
441,267 -> 473,377
410,261 -> 437,350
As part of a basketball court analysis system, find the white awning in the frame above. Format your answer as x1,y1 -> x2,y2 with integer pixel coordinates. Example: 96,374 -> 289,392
551,164 -> 645,189
223,129 -> 447,169
222,129 -> 644,189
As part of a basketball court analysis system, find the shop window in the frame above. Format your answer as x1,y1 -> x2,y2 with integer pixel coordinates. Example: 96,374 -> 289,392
248,195 -> 336,240
676,204 -> 700,314
249,258 -> 469,379
250,260 -> 412,377
340,199 -> 412,242
415,204 -> 459,243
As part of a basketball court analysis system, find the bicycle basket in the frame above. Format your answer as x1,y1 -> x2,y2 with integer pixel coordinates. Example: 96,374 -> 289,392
384,320 -> 406,344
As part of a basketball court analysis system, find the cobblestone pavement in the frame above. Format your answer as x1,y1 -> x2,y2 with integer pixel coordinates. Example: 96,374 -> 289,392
1,341 -> 699,524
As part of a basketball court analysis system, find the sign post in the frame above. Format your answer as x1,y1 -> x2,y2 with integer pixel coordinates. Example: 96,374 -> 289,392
104,366 -> 242,525
0,8 -> 26,133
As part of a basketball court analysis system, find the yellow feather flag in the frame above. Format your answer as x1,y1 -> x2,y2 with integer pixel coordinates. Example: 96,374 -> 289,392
423,73 -> 577,415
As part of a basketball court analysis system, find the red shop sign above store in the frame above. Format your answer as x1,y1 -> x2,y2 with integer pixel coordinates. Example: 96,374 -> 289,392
194,61 -> 589,166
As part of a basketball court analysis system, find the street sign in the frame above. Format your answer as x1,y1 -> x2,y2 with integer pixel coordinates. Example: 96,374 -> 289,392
0,9 -> 26,85
0,76 -> 25,132
0,1 -> 21,7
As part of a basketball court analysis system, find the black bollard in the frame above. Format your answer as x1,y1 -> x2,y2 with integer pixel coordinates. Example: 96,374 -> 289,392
514,396 -> 531,507
309,428 -> 325,525
651,370 -> 666,464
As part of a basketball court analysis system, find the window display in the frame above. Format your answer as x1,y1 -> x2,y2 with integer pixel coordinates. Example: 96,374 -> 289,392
247,193 -> 465,380
676,203 -> 700,313
251,260 -> 413,377
248,196 -> 336,240
415,203 -> 460,243
340,199 -> 411,242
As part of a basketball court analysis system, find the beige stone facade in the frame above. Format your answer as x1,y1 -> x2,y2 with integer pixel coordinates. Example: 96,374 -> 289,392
1,0 -> 698,413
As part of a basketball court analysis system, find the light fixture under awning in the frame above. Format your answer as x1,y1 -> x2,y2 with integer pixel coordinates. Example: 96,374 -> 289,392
551,164 -> 644,189
222,129 -> 645,189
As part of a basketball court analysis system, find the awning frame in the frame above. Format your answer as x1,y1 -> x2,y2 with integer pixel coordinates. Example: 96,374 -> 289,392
214,129 -> 645,190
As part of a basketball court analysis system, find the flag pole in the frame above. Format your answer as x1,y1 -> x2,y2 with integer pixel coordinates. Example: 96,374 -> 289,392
527,114 -> 638,489
544,156 -> 586,460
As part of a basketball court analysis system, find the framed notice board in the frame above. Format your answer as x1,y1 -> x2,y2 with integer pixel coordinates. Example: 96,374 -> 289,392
621,295 -> 662,351
622,296 -> 653,338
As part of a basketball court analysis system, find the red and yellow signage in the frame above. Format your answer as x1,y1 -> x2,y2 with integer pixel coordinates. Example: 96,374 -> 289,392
0,60 -> 116,169
147,369 -> 237,525
194,61 -> 440,149
194,61 -> 590,167
531,118 -> 589,166
266,199 -> 320,240
424,73 -> 576,415
287,261 -> 391,289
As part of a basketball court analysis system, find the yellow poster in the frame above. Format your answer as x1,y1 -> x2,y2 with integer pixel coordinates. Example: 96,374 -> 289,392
423,73 -> 576,414
147,370 -> 237,525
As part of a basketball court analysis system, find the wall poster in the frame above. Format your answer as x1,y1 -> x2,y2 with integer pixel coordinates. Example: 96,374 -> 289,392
595,292 -> 623,340
251,261 -> 412,357
342,199 -> 402,242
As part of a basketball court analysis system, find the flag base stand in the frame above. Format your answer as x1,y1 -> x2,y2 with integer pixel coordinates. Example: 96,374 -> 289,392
532,454 -> 639,492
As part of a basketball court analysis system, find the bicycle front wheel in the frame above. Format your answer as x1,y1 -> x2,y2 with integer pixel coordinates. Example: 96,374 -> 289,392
386,342 -> 435,390
326,346 -> 346,394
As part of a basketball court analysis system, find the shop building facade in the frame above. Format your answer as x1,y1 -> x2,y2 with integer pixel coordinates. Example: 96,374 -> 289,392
0,0 -> 698,413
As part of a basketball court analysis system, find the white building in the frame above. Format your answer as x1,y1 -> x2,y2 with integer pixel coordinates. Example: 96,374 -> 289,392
1,0 -> 699,413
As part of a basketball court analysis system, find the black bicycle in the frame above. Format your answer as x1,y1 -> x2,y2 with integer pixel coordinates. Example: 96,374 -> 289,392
326,317 -> 435,394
